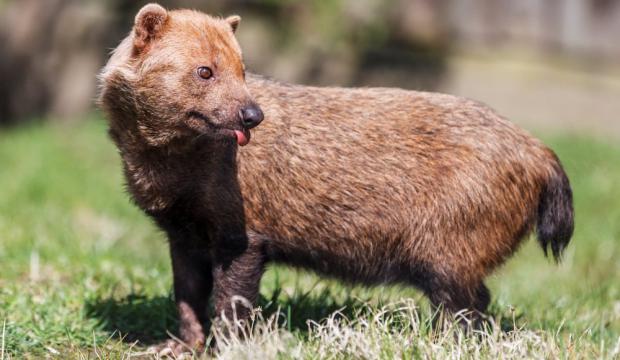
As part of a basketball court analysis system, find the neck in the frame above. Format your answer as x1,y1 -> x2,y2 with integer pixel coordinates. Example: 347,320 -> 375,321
112,124 -> 239,214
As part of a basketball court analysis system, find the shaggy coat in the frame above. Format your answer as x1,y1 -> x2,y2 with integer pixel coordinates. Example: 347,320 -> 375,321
99,4 -> 574,352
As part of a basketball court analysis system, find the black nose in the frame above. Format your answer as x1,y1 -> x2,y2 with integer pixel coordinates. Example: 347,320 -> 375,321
240,104 -> 264,129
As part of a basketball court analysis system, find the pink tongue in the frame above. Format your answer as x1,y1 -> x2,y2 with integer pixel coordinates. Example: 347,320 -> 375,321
234,130 -> 250,146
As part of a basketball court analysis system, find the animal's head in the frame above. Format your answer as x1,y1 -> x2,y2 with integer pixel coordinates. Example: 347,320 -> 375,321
99,3 -> 262,149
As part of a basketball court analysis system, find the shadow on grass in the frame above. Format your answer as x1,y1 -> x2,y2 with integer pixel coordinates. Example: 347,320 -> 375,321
85,284 -> 514,345
487,303 -> 525,333
259,285 -> 374,333
84,285 -> 371,345
85,293 -> 178,345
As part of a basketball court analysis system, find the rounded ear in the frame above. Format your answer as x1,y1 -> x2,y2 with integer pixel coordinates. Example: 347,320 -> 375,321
133,3 -> 168,53
226,15 -> 241,33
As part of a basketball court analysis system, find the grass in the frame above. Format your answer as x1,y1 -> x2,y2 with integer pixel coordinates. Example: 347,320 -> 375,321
0,117 -> 619,358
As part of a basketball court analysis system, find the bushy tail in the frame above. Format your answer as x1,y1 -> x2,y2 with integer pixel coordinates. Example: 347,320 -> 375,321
537,160 -> 574,262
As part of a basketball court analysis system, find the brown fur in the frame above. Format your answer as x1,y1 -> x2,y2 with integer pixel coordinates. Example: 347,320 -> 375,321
98,4 -> 574,353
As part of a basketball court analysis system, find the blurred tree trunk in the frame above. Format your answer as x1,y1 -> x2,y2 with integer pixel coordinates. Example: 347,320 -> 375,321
0,0 -> 108,124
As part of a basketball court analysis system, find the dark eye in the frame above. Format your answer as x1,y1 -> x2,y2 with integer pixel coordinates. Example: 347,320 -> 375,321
197,66 -> 213,80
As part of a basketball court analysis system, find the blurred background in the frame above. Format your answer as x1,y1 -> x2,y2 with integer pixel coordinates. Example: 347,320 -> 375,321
0,0 -> 619,137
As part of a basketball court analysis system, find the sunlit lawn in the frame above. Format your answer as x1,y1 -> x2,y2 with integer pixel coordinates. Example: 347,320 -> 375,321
0,118 -> 618,358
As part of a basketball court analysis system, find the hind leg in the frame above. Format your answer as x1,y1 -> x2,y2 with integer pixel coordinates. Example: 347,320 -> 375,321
425,277 -> 490,330
473,283 -> 491,314
470,283 -> 491,330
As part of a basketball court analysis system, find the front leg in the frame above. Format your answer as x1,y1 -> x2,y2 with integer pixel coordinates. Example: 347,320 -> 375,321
212,231 -> 266,325
168,238 -> 213,351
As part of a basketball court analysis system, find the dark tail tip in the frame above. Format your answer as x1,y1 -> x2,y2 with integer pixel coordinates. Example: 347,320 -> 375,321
537,162 -> 574,262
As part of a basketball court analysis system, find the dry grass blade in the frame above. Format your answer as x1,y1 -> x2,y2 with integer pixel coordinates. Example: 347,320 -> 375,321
1,319 -> 5,360
204,299 -> 612,360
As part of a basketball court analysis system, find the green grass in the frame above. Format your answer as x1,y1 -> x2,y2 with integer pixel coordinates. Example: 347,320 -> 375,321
0,118 -> 618,358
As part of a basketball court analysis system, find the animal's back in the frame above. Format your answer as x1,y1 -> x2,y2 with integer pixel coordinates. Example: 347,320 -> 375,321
239,75 -> 558,284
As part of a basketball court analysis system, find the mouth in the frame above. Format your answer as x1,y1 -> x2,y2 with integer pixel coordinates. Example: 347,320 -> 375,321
188,111 -> 251,146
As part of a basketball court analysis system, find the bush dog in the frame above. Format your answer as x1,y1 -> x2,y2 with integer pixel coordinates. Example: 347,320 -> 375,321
99,3 -> 574,353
